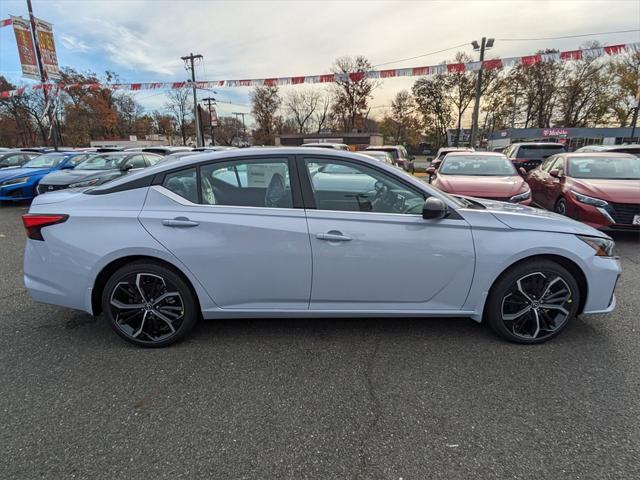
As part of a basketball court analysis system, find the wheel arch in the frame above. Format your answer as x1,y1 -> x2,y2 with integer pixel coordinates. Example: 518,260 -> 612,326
484,253 -> 588,318
91,255 -> 203,316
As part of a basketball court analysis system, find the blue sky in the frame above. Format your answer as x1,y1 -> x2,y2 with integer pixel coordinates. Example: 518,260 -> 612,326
1,0 -> 639,126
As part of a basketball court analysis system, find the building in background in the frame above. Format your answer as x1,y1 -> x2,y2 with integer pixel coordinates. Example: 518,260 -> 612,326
487,127 -> 640,151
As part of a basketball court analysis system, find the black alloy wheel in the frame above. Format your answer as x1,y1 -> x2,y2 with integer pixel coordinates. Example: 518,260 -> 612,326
486,260 -> 580,344
102,261 -> 198,347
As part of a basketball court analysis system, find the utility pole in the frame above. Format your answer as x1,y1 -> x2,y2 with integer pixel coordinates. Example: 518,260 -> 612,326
181,52 -> 203,147
27,0 -> 58,150
202,96 -> 216,146
233,112 -> 247,145
470,37 -> 494,149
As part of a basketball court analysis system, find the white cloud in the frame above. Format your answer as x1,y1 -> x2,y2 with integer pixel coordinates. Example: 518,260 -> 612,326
59,34 -> 90,53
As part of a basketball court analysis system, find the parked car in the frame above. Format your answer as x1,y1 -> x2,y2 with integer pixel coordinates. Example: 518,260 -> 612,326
192,146 -> 238,152
503,142 -> 566,172
142,146 -> 192,156
428,152 -> 531,205
301,143 -> 350,151
430,147 -> 475,170
19,147 -> 74,153
37,152 -> 162,193
361,150 -> 395,164
526,152 -> 640,230
492,146 -> 506,153
364,145 -> 413,170
0,150 -> 40,169
575,144 -> 640,157
0,152 -> 92,201
157,151 -> 204,164
23,148 -> 619,347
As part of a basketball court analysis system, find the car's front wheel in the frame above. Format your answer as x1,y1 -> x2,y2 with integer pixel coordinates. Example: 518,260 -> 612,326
102,261 -> 198,347
485,260 -> 580,344
555,197 -> 567,216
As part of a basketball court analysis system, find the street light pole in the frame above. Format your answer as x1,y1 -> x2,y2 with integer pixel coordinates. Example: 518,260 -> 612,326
202,96 -> 216,146
470,37 -> 494,149
181,52 -> 203,147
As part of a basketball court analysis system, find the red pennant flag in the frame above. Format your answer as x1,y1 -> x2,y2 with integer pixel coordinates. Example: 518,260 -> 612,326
604,44 -> 625,55
320,74 -> 334,83
412,66 -> 430,76
264,78 -> 278,86
380,69 -> 397,78
291,77 -> 305,84
560,50 -> 582,61
521,55 -> 541,66
447,63 -> 465,73
483,59 -> 502,70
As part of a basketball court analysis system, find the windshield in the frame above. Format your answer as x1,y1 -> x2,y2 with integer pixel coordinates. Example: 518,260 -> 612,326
610,147 -> 640,158
568,156 -> 640,180
516,145 -> 565,159
440,155 -> 517,176
368,148 -> 399,159
23,154 -> 64,168
364,152 -> 389,161
76,154 -> 127,170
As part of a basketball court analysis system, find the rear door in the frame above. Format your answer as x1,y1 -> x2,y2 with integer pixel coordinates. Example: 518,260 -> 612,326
299,155 -> 475,311
139,155 -> 312,310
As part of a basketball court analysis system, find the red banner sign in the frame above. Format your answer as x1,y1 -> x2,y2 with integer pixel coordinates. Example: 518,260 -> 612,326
10,16 -> 39,80
34,18 -> 61,80
210,107 -> 218,127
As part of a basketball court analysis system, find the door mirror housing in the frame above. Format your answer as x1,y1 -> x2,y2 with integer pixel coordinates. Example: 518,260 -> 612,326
518,167 -> 527,176
120,163 -> 133,172
422,197 -> 448,220
549,169 -> 561,178
426,166 -> 436,175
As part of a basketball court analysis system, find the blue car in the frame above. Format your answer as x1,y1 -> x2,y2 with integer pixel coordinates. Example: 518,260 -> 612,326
0,152 -> 93,201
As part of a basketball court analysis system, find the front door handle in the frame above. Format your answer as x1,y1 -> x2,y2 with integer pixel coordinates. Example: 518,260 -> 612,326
316,231 -> 352,242
162,217 -> 199,228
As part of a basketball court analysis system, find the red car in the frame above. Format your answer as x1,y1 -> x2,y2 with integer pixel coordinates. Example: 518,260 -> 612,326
428,152 -> 532,204
526,152 -> 640,230
503,142 -> 566,172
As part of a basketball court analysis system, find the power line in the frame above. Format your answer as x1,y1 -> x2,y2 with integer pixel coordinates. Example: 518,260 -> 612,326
373,42 -> 469,67
497,28 -> 640,42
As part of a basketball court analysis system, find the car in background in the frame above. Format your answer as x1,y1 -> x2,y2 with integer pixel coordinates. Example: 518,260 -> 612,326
526,152 -> 640,230
23,147 -> 620,347
430,147 -> 475,170
142,146 -> 192,156
364,145 -> 413,170
0,152 -> 92,201
491,146 -> 506,153
428,152 -> 531,205
192,146 -> 238,152
77,147 -> 124,153
361,150 -> 394,165
19,147 -> 74,153
503,142 -> 566,172
157,151 -> 204,164
37,152 -> 162,194
301,143 -> 350,151
575,144 -> 640,157
0,150 -> 41,169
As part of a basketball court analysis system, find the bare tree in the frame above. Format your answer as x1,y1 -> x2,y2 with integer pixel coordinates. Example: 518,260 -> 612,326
412,75 -> 452,148
312,90 -> 333,133
251,85 -> 281,145
389,90 -> 416,144
331,56 -> 378,132
165,88 -> 192,145
284,89 -> 320,134
446,52 -> 476,146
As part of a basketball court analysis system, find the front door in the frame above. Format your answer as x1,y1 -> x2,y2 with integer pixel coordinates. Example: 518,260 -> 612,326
300,156 -> 475,311
139,156 -> 312,310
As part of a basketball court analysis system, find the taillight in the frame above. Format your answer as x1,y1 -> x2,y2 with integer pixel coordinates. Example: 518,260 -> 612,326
22,214 -> 68,241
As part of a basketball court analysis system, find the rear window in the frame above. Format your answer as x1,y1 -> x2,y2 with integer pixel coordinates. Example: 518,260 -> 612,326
368,148 -> 399,159
516,145 -> 566,159
611,147 -> 640,158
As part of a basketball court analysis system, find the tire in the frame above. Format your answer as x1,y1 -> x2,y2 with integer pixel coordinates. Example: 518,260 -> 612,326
485,259 -> 580,344
554,197 -> 567,216
101,260 -> 198,347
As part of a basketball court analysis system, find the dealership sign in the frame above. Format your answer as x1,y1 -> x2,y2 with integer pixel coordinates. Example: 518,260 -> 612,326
543,129 -> 570,137
34,18 -> 61,80
10,16 -> 39,80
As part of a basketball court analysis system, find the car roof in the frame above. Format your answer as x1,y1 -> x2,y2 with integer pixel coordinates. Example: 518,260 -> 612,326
366,145 -> 401,149
511,142 -> 565,147
564,152 -> 637,158
444,151 -> 507,157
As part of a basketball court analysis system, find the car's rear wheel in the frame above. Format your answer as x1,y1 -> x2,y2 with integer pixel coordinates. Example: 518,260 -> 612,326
102,261 -> 198,347
485,260 -> 580,344
554,197 -> 567,216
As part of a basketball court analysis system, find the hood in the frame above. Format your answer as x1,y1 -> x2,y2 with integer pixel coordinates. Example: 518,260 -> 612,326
41,168 -> 120,186
572,178 -> 640,204
0,167 -> 51,182
468,197 -> 607,237
436,175 -> 526,198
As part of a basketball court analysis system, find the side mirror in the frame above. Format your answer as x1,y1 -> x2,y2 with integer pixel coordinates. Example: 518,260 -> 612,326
518,167 -> 527,176
549,169 -> 561,178
409,155 -> 415,161
61,163 -> 74,170
120,163 -> 133,172
426,166 -> 436,175
422,197 -> 448,220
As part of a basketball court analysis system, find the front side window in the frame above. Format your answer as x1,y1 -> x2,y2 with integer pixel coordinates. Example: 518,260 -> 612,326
145,154 -> 162,166
125,155 -> 147,169
76,154 -> 127,170
549,157 -> 565,174
163,168 -> 198,203
305,158 -> 424,214
201,159 -> 292,208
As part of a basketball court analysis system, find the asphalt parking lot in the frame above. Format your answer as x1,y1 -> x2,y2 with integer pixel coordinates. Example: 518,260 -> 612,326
1,203 -> 639,480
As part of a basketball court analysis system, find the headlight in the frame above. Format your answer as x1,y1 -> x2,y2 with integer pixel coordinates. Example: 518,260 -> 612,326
1,176 -> 29,187
577,235 -> 615,257
69,178 -> 100,188
510,189 -> 531,203
572,191 -> 608,207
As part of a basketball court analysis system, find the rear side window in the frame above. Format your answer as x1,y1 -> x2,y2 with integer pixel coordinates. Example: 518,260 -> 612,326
163,168 -> 198,203
200,159 -> 292,208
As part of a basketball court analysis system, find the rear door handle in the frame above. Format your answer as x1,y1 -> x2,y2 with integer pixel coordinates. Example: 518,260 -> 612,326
316,231 -> 352,242
162,217 -> 199,228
